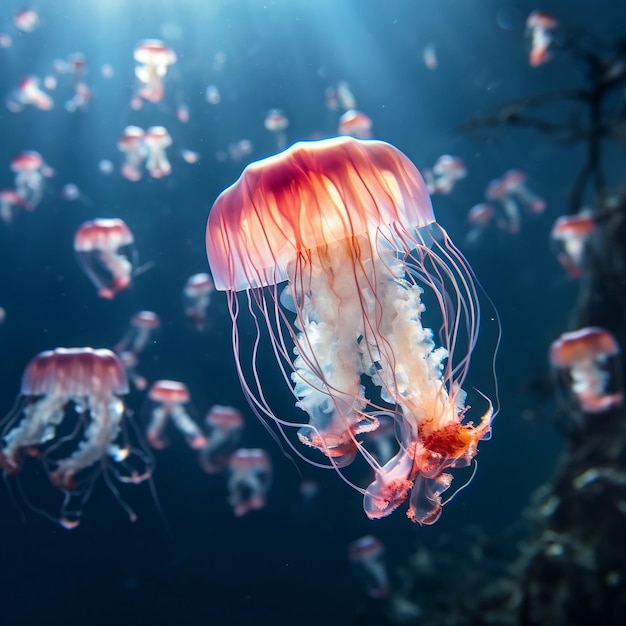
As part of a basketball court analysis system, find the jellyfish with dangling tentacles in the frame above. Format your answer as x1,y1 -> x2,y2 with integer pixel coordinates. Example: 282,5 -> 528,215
205,136 -> 497,525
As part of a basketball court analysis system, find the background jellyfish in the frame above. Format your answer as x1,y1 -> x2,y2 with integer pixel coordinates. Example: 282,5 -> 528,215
74,218 -> 136,299
206,136 -> 496,524
348,535 -> 391,599
199,405 -> 244,474
0,347 -> 152,529
227,448 -> 272,517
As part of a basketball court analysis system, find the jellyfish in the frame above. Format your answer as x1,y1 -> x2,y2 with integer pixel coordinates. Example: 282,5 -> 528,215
11,150 -> 47,209
423,44 -> 438,70
118,350 -> 147,392
549,327 -> 623,414
183,273 -> 214,330
14,9 -> 39,33
526,10 -> 558,67
348,535 -> 390,599
336,81 -> 356,110
431,155 -> 467,194
133,39 -> 177,105
143,126 -> 172,179
465,203 -> 495,245
199,405 -> 244,474
0,347 -> 152,528
227,448 -> 272,516
338,109 -> 373,138
118,125 -> 147,182
500,168 -> 546,214
0,189 -> 24,223
264,109 -> 289,150
116,310 -> 161,354
550,212 -> 596,279
146,380 -> 206,450
205,136 -> 495,524
205,85 -> 220,104
74,218 -> 135,299
485,176 -> 520,233
8,76 -> 53,112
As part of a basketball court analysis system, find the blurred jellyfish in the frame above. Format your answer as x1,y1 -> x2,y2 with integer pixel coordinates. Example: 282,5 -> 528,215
465,203 -> 495,245
14,9 -> 39,33
423,44 -> 438,70
299,479 -> 320,508
183,273 -> 214,330
336,81 -> 356,110
0,33 -> 13,49
144,126 -> 172,178
227,448 -> 272,516
0,306 -> 5,325
118,350 -> 147,392
146,381 -> 206,450
348,536 -> 390,599
98,159 -> 114,175
485,176 -> 520,234
11,150 -> 47,209
227,139 -> 253,162
199,405 -> 244,474
205,136 -> 495,524
0,189 -> 24,223
213,51 -> 227,71
74,218 -> 135,299
550,327 -> 623,414
526,10 -> 558,67
264,108 -> 289,150
7,76 -> 53,112
177,101 -> 189,124
116,311 -> 161,355
0,347 -> 152,529
205,84 -> 220,104
431,155 -> 467,194
181,149 -> 201,164
550,212 -> 596,278
324,86 -> 339,111
118,126 -> 146,182
101,63 -> 114,79
61,183 -> 92,208
501,169 -> 545,214
338,109 -> 373,138
133,39 -> 177,105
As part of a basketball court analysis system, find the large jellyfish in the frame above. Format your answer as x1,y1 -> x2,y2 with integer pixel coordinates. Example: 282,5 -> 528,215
0,347 -> 152,528
205,136 -> 495,524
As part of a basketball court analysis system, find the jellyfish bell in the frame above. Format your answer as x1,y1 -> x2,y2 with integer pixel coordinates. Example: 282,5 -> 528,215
206,136 -> 497,524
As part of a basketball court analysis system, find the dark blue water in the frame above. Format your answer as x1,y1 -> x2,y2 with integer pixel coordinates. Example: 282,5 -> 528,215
0,1 -> 624,624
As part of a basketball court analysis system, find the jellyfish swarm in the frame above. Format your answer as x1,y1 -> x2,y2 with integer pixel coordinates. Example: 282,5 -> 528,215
74,218 -> 135,299
550,327 -> 623,414
0,348 -> 152,529
205,136 -> 494,524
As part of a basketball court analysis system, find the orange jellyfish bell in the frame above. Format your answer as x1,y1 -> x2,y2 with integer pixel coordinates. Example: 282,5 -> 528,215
206,136 -> 495,524
206,136 -> 434,291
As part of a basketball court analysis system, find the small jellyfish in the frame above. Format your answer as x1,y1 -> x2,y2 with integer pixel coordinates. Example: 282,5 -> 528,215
501,169 -> 545,214
431,155 -> 467,194
0,33 -> 13,49
550,327 -> 623,414
180,149 -> 201,164
227,139 -> 253,162
338,109 -> 373,138
526,11 -> 558,67
133,39 -> 177,105
144,126 -> 172,179
324,86 -> 339,111
227,448 -> 272,517
336,81 -> 356,110
74,218 -> 135,299
264,109 -> 289,150
116,311 -> 161,354
11,150 -> 47,210
146,381 -> 206,450
550,212 -> 596,279
348,536 -> 391,599
118,126 -> 146,182
423,44 -> 438,70
183,273 -> 214,330
199,405 -> 244,474
60,183 -> 92,207
485,176 -> 520,233
118,350 -> 147,391
465,203 -> 495,245
205,85 -> 220,104
0,306 -> 5,325
14,9 -> 39,33
101,64 -> 115,79
0,347 -> 152,528
9,76 -> 53,112
0,189 -> 24,223
98,159 -> 114,175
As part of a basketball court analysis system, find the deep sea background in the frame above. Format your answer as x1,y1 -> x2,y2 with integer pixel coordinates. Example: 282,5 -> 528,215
0,1 -> 624,624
